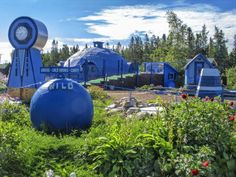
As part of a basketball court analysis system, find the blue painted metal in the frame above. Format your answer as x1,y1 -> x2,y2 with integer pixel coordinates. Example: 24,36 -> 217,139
7,17 -> 47,89
30,78 -> 94,131
40,66 -> 80,80
196,68 -> 223,98
9,16 -> 48,50
144,62 -> 178,88
163,63 -> 178,88
63,41 -> 133,81
184,53 -> 214,88
194,62 -> 204,85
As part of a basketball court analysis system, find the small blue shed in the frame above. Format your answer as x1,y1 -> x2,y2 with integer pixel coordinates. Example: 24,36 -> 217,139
184,53 -> 215,88
144,62 -> 178,88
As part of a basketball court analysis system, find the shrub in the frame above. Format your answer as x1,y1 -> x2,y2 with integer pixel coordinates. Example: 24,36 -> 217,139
0,102 -> 31,127
226,67 -> 236,89
0,96 -> 235,176
87,85 -> 109,101
162,97 -> 236,176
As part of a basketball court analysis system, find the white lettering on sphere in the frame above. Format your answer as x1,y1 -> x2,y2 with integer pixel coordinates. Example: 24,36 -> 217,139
48,82 -> 74,91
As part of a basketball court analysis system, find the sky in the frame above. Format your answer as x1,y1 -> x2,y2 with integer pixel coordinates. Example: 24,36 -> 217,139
0,0 -> 236,63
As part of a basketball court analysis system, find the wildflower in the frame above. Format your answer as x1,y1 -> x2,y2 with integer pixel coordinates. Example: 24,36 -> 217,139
229,115 -> 235,121
202,161 -> 209,167
210,98 -> 214,102
191,169 -> 199,176
45,169 -> 54,177
183,134 -> 188,144
228,101 -> 234,107
70,172 -> 77,177
203,97 -> 209,101
181,93 -> 188,99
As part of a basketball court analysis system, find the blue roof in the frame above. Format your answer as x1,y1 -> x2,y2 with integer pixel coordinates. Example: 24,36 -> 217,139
64,45 -> 130,76
184,53 -> 213,69
64,47 -> 128,67
144,62 -> 178,73
163,62 -> 178,73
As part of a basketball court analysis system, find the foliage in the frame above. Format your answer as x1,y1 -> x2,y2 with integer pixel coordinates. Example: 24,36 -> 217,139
0,95 -> 236,176
226,67 -> 236,89
87,85 -> 109,102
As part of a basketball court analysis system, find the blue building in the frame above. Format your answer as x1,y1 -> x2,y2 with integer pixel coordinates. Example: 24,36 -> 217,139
184,53 -> 216,88
64,42 -> 134,81
143,62 -> 178,88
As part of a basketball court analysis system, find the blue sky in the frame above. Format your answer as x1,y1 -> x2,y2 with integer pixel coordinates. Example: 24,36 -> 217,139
0,0 -> 236,63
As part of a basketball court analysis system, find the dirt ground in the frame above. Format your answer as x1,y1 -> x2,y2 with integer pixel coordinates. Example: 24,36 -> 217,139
106,90 -> 180,103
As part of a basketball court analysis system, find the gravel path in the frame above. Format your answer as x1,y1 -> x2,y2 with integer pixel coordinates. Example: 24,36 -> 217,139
106,90 -> 180,103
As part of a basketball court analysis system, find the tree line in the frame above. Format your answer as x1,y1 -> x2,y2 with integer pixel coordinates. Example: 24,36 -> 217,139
115,11 -> 236,73
43,11 -> 236,74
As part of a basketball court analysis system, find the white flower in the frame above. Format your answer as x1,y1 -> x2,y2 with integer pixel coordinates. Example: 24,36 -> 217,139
70,172 -> 77,177
45,169 -> 54,177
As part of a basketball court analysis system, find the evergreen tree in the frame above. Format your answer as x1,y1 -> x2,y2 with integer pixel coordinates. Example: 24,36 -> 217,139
186,27 -> 195,58
162,34 -> 167,43
200,24 -> 209,55
70,44 -> 79,55
195,33 -> 202,54
59,44 -> 70,60
50,40 -> 60,65
115,42 -> 122,54
207,37 -> 215,58
143,34 -> 150,61
105,42 -> 110,49
228,34 -> 236,67
213,26 -> 228,72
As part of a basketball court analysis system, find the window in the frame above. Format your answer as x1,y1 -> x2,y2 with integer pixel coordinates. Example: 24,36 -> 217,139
90,66 -> 96,72
168,73 -> 176,80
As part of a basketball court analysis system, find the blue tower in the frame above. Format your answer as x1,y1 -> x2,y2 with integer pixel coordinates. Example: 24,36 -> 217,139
7,16 -> 48,100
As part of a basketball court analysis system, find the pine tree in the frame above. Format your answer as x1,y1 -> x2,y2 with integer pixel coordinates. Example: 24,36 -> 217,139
200,24 -> 209,55
50,40 -> 60,65
207,37 -> 214,58
115,42 -> 122,54
186,27 -> 195,58
228,34 -> 236,67
105,42 -> 110,49
213,26 -> 228,72
195,33 -> 202,54
143,34 -> 150,61
59,44 -> 70,60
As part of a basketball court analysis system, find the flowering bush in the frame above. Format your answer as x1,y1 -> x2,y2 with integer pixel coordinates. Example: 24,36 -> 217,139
0,97 -> 235,176
162,97 -> 236,176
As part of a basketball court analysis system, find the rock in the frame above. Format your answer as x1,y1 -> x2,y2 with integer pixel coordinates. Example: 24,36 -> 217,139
129,97 -> 138,107
126,107 -> 140,115
107,107 -> 123,115
127,114 -> 134,119
105,103 -> 116,110
140,106 -> 163,114
147,103 -> 158,107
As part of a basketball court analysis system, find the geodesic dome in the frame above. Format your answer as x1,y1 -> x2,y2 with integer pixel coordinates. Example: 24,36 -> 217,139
64,42 -> 130,81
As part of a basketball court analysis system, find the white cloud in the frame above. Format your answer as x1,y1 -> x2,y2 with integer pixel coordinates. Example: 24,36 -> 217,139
1,3 -> 236,64
0,42 -> 13,64
0,39 -> 65,63
78,4 -> 236,50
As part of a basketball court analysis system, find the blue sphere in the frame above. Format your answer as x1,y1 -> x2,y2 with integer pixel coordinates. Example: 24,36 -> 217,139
30,78 -> 93,131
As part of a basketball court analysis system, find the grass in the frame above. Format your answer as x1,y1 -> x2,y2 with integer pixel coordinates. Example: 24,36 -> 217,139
0,92 -> 236,177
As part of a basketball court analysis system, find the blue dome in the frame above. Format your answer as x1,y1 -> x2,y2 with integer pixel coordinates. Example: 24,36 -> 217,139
64,42 -> 130,81
30,78 -> 93,132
